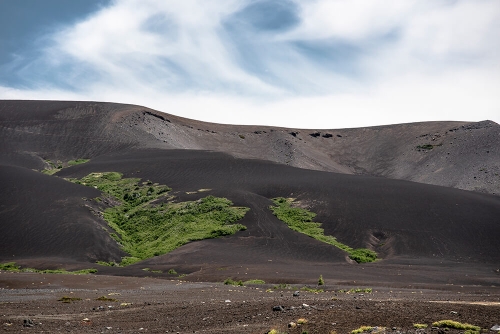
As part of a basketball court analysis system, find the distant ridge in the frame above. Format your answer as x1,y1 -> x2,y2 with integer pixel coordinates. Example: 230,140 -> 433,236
1,100 -> 498,195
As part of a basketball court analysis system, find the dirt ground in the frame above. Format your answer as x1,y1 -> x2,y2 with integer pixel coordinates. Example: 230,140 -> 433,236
1,272 -> 499,334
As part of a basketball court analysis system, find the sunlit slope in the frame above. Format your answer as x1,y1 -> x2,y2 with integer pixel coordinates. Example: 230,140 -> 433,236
1,100 -> 498,194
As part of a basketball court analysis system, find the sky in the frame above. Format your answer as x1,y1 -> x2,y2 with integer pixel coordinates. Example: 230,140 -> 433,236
0,0 -> 499,129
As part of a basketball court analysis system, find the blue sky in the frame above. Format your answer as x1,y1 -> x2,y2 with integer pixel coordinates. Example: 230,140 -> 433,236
1,0 -> 499,128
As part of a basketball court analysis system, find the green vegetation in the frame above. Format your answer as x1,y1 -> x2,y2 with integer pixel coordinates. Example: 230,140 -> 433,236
96,296 -> 117,302
96,261 -> 119,267
58,296 -> 82,303
167,269 -> 178,275
142,268 -> 162,274
0,262 -> 20,271
224,278 -> 243,286
301,286 -> 324,293
41,158 -> 89,174
223,277 -> 264,285
273,283 -> 294,290
318,274 -> 324,285
417,144 -> 434,150
432,320 -> 480,332
41,159 -> 63,175
243,279 -> 265,285
413,324 -> 428,329
338,288 -> 373,294
351,326 -> 374,334
68,172 -> 249,265
68,159 -> 89,166
0,262 -> 97,275
269,198 -> 377,263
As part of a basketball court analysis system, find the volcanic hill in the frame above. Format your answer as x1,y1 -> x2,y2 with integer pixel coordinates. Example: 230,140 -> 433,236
1,100 -> 499,287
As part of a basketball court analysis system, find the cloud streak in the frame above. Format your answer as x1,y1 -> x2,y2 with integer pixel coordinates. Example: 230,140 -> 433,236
1,0 -> 499,128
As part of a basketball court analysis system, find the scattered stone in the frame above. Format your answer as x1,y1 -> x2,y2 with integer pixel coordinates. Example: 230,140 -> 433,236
355,306 -> 361,309
272,305 -> 284,312
450,311 -> 457,314
293,291 -> 300,297
23,319 -> 34,327
288,322 -> 296,328
105,326 -> 112,330
225,299 -> 231,303
302,303 -> 309,308
491,325 -> 500,331
82,318 -> 90,322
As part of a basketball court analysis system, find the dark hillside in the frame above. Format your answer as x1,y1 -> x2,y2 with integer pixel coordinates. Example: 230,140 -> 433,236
0,100 -> 499,286
1,100 -> 498,194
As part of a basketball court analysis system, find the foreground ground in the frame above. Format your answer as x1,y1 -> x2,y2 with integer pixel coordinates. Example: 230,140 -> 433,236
1,272 -> 499,333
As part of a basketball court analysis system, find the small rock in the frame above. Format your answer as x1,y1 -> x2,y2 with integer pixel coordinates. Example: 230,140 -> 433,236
302,303 -> 309,308
105,327 -> 112,330
225,299 -> 231,303
355,306 -> 361,309
293,291 -> 300,297
450,311 -> 457,314
288,322 -> 296,328
23,319 -> 34,327
82,318 -> 90,322
272,305 -> 284,312
491,325 -> 500,331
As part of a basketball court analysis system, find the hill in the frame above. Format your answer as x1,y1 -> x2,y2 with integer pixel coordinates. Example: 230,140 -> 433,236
0,100 -> 499,286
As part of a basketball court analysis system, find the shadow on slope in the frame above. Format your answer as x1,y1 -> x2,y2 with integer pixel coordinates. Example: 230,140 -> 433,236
0,165 -> 126,264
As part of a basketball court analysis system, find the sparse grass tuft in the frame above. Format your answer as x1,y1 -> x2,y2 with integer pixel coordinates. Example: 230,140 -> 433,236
338,288 -> 373,294
58,296 -> 82,303
432,320 -> 480,332
417,144 -> 434,150
167,269 -> 178,275
413,323 -> 428,329
68,159 -> 89,166
0,262 -> 20,271
96,261 -> 119,267
224,278 -> 243,286
318,274 -> 324,285
243,279 -> 265,285
351,326 -> 373,334
301,286 -> 324,293
297,318 -> 308,324
96,296 -> 117,302
269,197 -> 377,263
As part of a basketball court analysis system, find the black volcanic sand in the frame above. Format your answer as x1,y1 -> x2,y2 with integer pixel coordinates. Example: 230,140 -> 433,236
1,149 -> 499,288
0,272 -> 499,333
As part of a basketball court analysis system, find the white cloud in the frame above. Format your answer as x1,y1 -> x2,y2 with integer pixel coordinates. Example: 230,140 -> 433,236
1,0 -> 499,128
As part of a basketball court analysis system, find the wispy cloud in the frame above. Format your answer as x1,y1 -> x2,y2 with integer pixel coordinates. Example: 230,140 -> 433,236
1,0 -> 499,128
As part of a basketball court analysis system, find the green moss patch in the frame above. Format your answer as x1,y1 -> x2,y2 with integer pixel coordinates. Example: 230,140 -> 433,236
269,198 -> 377,263
68,159 -> 89,166
68,172 -> 249,265
58,296 -> 82,303
432,320 -> 480,332
0,262 -> 97,275
41,158 -> 89,174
